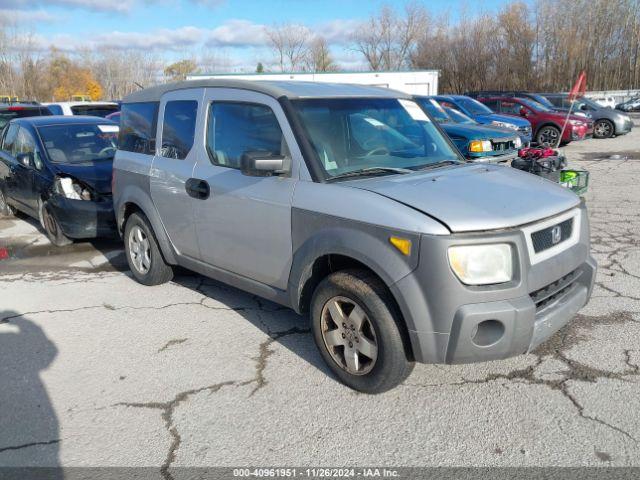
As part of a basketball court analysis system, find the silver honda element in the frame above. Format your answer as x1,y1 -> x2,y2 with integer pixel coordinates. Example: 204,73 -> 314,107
112,79 -> 596,393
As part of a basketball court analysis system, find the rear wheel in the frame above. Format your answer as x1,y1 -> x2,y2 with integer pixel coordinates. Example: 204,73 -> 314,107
0,187 -> 16,217
40,200 -> 72,247
311,269 -> 414,394
124,212 -> 173,286
593,119 -> 614,139
536,125 -> 561,147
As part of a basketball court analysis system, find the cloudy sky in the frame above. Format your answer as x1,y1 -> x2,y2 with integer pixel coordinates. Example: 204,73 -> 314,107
1,0 -> 511,72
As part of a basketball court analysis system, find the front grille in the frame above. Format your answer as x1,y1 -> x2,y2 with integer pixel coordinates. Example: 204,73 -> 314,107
491,140 -> 514,152
530,268 -> 582,312
531,218 -> 573,253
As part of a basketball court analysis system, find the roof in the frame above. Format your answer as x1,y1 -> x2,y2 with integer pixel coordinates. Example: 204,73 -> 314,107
42,102 -> 118,107
123,79 -> 411,103
188,69 -> 439,77
13,115 -> 118,127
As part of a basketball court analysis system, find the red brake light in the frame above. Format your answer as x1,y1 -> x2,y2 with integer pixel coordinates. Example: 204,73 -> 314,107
8,106 -> 25,111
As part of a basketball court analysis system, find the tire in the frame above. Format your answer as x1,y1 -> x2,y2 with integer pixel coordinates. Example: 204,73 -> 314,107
593,119 -> 614,139
40,200 -> 72,247
535,125 -> 561,147
0,186 -> 16,217
311,269 -> 414,393
124,212 -> 173,286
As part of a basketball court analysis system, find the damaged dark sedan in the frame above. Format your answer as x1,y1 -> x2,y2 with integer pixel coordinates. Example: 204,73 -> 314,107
0,116 -> 118,246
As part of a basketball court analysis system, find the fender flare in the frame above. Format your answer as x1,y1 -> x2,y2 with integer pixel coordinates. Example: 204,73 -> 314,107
116,183 -> 178,265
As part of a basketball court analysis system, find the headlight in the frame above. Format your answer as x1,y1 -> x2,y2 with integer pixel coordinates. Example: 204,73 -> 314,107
514,137 -> 522,148
448,244 -> 513,285
469,140 -> 492,152
490,121 -> 517,130
53,176 -> 93,201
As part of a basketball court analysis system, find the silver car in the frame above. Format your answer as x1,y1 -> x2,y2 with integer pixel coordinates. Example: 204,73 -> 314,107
542,93 -> 633,139
112,80 -> 597,393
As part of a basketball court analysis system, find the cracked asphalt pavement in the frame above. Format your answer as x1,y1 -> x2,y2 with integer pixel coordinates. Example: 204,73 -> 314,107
1,116 -> 639,470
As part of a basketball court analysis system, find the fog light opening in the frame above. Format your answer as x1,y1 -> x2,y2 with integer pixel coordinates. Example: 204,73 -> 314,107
472,319 -> 505,347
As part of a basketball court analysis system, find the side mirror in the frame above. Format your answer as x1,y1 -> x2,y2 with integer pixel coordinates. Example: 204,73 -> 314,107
241,151 -> 286,177
16,152 -> 34,168
519,106 -> 528,117
579,104 -> 588,111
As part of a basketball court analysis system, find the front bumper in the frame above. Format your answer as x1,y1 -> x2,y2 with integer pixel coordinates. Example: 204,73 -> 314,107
48,195 -> 117,239
614,117 -> 634,135
466,151 -> 518,164
390,204 -> 596,364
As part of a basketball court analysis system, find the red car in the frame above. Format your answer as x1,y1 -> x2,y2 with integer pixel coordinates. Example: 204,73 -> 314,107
478,96 -> 592,146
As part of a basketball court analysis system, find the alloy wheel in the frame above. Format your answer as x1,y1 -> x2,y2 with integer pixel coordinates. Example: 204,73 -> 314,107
320,296 -> 378,375
594,121 -> 612,138
538,127 -> 560,146
128,225 -> 151,274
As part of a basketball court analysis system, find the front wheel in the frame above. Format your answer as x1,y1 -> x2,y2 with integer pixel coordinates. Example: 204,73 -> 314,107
124,212 -> 173,286
536,125 -> 561,147
40,200 -> 72,247
593,119 -> 614,139
311,269 -> 414,393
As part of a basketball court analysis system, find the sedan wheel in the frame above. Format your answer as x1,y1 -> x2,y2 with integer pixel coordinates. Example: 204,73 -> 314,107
321,296 -> 379,375
594,120 -> 614,139
128,225 -> 152,274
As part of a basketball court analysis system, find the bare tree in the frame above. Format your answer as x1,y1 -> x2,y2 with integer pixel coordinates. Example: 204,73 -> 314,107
352,2 -> 429,71
266,23 -> 312,72
305,36 -> 338,72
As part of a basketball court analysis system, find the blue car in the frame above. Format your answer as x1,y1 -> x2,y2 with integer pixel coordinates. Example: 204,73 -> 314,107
433,95 -> 532,145
415,96 -> 521,163
0,115 -> 119,245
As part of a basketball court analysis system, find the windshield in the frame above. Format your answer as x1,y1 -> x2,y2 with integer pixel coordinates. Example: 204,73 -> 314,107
528,94 -> 555,109
38,123 -> 119,164
518,98 -> 552,112
414,98 -> 450,123
292,98 -> 462,180
455,97 -> 494,115
445,107 -> 477,125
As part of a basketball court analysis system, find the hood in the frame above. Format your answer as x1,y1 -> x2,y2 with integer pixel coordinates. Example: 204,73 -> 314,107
440,123 -> 517,141
51,161 -> 113,195
343,164 -> 580,233
475,113 -> 530,128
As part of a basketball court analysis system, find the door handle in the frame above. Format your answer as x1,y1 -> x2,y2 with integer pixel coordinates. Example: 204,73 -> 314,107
185,178 -> 210,200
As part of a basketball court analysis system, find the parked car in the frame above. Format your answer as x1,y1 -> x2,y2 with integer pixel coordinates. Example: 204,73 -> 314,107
43,101 -> 119,118
616,97 -> 640,112
465,91 -> 557,110
432,95 -> 532,145
0,104 -> 52,130
0,116 -> 119,245
541,94 -> 632,139
477,96 -> 591,147
113,79 -> 596,393
589,95 -> 616,109
414,96 -> 521,162
105,111 -> 121,123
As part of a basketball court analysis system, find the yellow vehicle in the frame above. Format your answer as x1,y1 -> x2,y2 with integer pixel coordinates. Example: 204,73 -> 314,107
0,95 -> 19,104
70,94 -> 91,102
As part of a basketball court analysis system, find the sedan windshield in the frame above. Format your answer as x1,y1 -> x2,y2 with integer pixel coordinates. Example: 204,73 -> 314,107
518,98 -> 552,112
445,107 -> 477,125
456,97 -> 495,115
38,123 -> 119,164
292,98 -> 462,180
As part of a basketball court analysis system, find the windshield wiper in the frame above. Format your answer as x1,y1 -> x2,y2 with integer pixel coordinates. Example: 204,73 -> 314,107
327,167 -> 414,182
415,160 -> 461,171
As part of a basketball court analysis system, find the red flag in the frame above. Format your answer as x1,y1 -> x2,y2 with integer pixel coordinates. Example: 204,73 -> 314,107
568,71 -> 587,101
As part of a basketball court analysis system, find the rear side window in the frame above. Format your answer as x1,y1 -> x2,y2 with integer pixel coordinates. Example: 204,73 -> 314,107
500,101 -> 521,115
482,99 -> 500,111
119,102 -> 158,155
161,101 -> 198,160
206,102 -> 285,169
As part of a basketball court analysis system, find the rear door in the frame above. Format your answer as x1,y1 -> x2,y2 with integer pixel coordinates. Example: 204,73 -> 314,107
190,88 -> 299,289
149,89 -> 202,259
